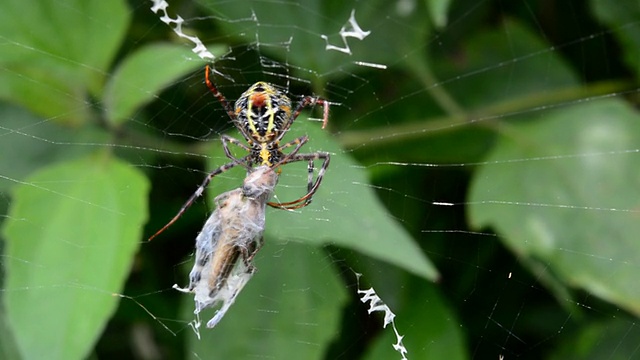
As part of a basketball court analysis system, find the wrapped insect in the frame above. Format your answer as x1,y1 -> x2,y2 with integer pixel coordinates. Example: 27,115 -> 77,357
174,165 -> 278,329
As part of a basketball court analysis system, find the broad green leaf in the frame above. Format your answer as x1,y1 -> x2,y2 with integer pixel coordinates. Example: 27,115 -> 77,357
0,103 -> 110,193
2,153 -> 149,360
183,241 -> 347,359
363,277 -> 467,360
468,99 -> 640,316
103,44 -> 220,125
206,117 -> 438,280
590,0 -> 640,77
0,0 -> 130,123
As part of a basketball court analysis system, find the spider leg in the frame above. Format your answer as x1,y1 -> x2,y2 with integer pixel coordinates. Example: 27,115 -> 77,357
148,158 -> 245,241
293,96 -> 330,129
306,158 -> 314,194
276,135 -> 314,193
221,135 -> 252,171
267,151 -> 330,210
277,135 -> 309,155
275,96 -> 330,142
205,65 -> 236,121
266,135 -> 322,208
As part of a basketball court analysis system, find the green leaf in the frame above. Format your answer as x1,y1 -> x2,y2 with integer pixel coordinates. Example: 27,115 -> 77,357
0,102 -> 110,193
103,44 -> 221,125
468,99 -> 640,316
182,241 -> 347,359
0,0 -> 130,123
2,153 -> 149,360
206,117 -> 438,280
590,0 -> 640,78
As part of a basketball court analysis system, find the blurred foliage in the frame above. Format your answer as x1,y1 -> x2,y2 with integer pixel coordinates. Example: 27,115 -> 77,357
1,0 -> 640,359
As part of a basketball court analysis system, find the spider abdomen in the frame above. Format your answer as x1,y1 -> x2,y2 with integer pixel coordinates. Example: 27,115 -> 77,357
235,81 -> 292,142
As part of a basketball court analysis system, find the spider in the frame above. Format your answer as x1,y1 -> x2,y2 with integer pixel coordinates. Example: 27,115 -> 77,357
148,65 -> 330,241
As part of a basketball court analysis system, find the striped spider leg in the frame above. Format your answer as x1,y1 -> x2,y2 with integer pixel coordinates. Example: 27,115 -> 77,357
147,154 -> 247,241
266,135 -> 330,210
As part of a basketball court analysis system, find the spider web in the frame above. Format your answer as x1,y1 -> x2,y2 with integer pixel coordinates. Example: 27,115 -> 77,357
2,0 -> 640,359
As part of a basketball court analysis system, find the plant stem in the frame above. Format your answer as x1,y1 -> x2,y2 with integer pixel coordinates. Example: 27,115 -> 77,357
338,80 -> 633,148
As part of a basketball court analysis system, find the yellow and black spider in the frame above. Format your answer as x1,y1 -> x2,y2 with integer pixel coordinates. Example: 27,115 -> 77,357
149,65 -> 330,240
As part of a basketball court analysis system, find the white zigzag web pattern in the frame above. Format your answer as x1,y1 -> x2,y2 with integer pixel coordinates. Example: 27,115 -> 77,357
150,0 -> 216,61
356,273 -> 409,360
